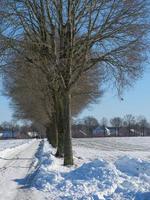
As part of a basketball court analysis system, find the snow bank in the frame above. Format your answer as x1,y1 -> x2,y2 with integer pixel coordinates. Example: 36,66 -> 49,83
28,140 -> 150,200
33,152 -> 118,199
58,160 -> 119,199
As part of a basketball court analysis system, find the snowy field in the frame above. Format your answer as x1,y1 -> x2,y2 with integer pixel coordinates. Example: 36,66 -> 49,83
73,137 -> 150,162
0,137 -> 149,200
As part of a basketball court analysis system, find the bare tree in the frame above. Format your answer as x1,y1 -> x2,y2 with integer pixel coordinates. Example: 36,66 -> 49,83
83,116 -> 99,137
100,117 -> 108,127
71,67 -> 104,116
0,120 -> 19,137
0,0 -> 149,165
136,116 -> 148,136
123,114 -> 136,136
110,117 -> 123,136
2,49 -> 59,146
2,47 -> 104,154
100,117 -> 108,136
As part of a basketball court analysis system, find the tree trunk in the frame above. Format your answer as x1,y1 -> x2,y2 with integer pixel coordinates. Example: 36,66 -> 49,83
46,124 -> 57,147
55,129 -> 64,157
53,92 -> 64,157
46,114 -> 58,148
63,92 -> 73,165
46,125 -> 51,144
103,126 -> 106,137
55,98 -> 64,157
143,127 -> 145,136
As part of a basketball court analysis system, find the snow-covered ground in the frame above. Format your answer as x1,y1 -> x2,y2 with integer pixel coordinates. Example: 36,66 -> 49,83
0,139 -> 32,151
0,137 -> 150,200
73,137 -> 150,162
28,137 -> 150,200
0,139 -> 40,200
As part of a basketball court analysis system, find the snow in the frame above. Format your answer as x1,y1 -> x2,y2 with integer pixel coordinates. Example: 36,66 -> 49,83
0,139 -> 39,200
73,137 -> 150,162
0,137 -> 150,200
0,139 -> 32,151
22,137 -> 150,200
115,156 -> 150,177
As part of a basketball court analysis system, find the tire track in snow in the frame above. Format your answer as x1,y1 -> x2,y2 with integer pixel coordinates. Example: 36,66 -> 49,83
14,140 -> 44,200
0,140 -> 34,173
0,140 -> 40,200
0,148 -> 31,174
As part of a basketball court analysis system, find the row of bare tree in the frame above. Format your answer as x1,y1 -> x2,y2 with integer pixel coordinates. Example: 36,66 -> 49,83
0,0 -> 149,165
76,115 -> 150,136
0,121 -> 45,138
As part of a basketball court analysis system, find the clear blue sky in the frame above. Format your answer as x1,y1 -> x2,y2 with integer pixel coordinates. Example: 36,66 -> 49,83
0,67 -> 150,124
0,79 -> 13,123
78,68 -> 150,122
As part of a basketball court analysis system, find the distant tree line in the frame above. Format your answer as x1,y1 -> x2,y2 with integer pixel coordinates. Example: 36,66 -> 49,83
73,115 -> 150,137
0,121 -> 45,139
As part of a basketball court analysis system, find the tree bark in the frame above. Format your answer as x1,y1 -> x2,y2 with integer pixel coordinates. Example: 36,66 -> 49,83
55,98 -> 64,157
46,125 -> 51,144
46,114 -> 58,148
63,92 -> 73,165
55,129 -> 64,157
